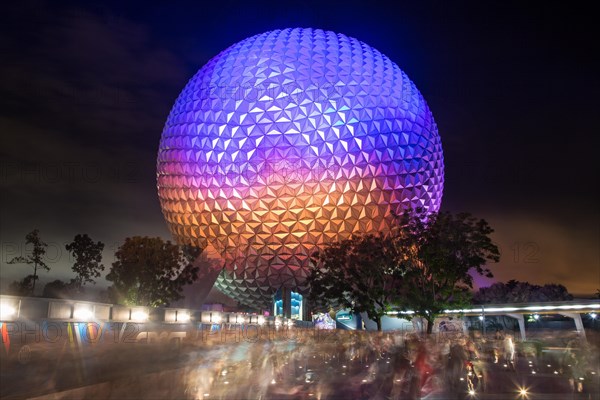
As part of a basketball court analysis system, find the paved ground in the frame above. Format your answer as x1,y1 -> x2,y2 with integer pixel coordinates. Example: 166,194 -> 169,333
1,328 -> 599,399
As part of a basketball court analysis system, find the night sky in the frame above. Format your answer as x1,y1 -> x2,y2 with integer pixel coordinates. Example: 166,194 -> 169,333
1,1 -> 598,296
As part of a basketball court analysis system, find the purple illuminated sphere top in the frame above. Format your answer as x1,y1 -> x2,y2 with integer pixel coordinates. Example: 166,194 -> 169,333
157,28 -> 444,308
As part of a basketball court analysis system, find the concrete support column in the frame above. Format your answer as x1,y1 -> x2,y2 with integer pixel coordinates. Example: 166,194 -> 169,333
462,317 -> 470,335
506,313 -> 526,341
281,287 -> 292,319
301,297 -> 311,321
355,313 -> 363,330
560,312 -> 586,341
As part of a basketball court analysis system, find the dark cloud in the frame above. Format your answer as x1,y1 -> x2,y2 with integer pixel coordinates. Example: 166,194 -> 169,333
0,5 -> 187,290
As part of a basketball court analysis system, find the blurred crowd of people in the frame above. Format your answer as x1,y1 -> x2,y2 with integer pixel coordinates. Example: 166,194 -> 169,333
185,328 -> 599,399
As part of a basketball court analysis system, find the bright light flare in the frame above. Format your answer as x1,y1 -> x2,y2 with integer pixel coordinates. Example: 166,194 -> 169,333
518,387 -> 529,398
73,307 -> 94,320
131,310 -> 148,321
0,302 -> 16,319
178,312 -> 191,322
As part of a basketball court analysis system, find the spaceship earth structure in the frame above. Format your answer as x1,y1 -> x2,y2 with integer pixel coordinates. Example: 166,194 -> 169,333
157,28 -> 444,309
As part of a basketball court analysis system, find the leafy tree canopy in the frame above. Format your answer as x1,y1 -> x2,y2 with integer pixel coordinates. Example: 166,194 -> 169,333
65,234 -> 105,288
394,211 -> 500,333
7,275 -> 38,296
42,279 -> 77,299
308,233 -> 404,331
308,210 -> 501,333
473,280 -> 573,304
106,236 -> 200,307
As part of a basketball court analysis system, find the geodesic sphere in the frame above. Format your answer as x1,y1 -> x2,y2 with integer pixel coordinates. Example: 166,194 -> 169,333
157,28 -> 444,309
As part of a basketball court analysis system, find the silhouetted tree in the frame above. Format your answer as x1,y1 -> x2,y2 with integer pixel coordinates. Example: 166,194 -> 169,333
307,211 -> 500,333
106,236 -> 200,306
7,275 -> 37,296
8,229 -> 50,295
395,211 -> 500,334
65,234 -> 105,289
473,281 -> 573,304
537,283 -> 573,302
42,279 -> 76,299
308,233 -> 404,331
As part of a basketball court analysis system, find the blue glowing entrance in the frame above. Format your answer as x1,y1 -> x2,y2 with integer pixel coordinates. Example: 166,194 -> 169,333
273,288 -> 303,319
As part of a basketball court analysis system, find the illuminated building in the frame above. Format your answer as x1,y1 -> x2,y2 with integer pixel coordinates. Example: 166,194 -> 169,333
157,28 -> 444,310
